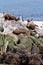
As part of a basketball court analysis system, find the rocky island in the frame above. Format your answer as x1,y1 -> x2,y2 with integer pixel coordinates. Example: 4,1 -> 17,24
0,13 -> 43,65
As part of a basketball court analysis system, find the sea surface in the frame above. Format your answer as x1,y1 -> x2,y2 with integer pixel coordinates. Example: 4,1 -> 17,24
0,0 -> 43,20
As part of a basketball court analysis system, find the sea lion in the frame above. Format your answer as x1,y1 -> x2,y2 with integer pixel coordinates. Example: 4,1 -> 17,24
26,22 -> 36,30
12,28 -> 30,37
3,14 -> 19,21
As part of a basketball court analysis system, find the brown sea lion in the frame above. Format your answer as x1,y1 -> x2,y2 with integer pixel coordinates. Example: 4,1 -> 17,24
12,28 -> 30,37
3,14 -> 19,21
26,22 -> 36,30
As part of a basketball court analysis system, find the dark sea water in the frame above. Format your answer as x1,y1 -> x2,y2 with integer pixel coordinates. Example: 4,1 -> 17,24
0,0 -> 43,20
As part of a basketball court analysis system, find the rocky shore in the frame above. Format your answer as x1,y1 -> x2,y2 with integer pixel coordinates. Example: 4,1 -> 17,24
0,13 -> 43,65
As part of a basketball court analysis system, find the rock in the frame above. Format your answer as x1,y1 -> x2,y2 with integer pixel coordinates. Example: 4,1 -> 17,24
35,34 -> 39,38
35,25 -> 43,37
0,27 -> 4,32
30,30 -> 36,36
18,34 -> 32,51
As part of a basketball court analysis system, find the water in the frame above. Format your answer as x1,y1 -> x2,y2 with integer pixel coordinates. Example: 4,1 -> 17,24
0,0 -> 43,20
